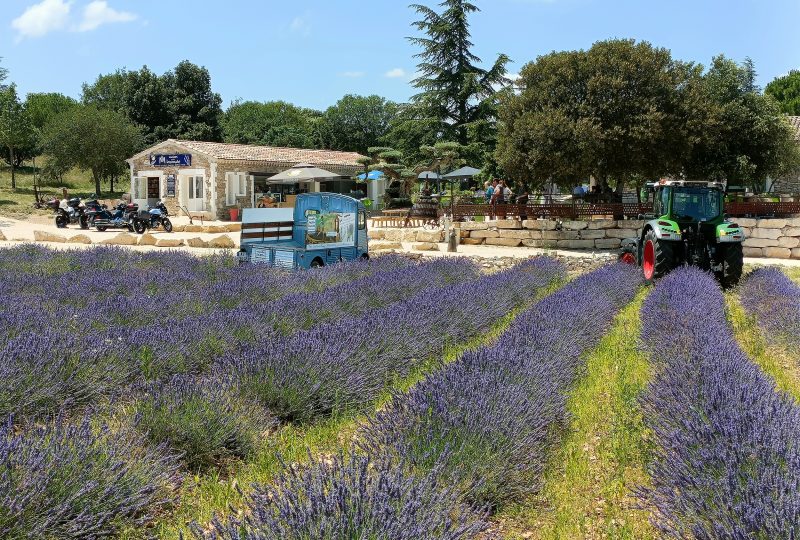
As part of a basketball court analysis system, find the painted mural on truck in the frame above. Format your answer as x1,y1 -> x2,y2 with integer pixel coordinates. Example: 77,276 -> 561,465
305,211 -> 355,249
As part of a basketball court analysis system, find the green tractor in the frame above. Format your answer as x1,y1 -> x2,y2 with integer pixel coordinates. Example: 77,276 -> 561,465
619,180 -> 745,287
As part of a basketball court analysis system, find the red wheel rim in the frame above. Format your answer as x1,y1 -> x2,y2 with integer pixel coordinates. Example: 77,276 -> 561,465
643,240 -> 655,280
620,252 -> 636,265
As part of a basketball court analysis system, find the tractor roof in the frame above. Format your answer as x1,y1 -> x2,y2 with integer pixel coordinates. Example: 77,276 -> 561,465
649,179 -> 726,190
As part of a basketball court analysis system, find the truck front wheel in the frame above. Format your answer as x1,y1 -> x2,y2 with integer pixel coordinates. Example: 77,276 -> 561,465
715,243 -> 743,289
642,229 -> 673,285
310,258 -> 325,268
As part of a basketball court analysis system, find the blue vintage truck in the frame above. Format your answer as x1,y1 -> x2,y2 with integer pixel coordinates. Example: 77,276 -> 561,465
237,192 -> 369,268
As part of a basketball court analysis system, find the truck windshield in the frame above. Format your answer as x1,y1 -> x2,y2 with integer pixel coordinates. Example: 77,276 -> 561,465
671,188 -> 721,221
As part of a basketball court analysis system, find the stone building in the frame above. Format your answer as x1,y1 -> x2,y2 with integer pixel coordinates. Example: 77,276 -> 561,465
773,116 -> 800,194
127,140 -> 364,220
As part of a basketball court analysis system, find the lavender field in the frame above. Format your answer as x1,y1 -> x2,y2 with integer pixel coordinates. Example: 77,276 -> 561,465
1,245 -> 799,539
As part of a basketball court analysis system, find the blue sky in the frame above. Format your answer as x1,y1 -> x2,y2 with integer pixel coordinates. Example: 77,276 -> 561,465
2,0 -> 798,111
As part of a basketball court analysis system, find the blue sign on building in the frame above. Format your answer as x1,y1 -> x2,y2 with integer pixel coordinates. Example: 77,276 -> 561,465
150,154 -> 192,166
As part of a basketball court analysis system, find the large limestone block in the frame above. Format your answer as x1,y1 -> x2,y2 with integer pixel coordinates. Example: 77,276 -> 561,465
401,230 -> 419,242
184,224 -> 204,233
225,223 -> 242,232
67,234 -> 91,244
471,230 -> 500,239
156,238 -> 185,248
736,218 -> 758,228
521,239 -> 544,248
587,219 -> 616,230
764,247 -> 792,259
368,229 -> 386,240
743,237 -> 779,248
605,229 -> 638,239
750,228 -> 782,240
557,240 -> 596,250
757,219 -> 788,229
522,219 -> 557,230
203,225 -> 228,234
594,238 -> 621,249
792,248 -> 800,259
485,238 -> 522,247
562,220 -> 588,231
100,233 -> 137,246
542,230 -> 579,241
208,235 -> 236,248
416,230 -> 444,243
34,230 -> 66,243
171,224 -> 186,232
186,237 -> 209,248
413,242 -> 439,251
370,241 -> 403,250
138,233 -> 157,246
460,238 -> 485,245
382,229 -> 403,241
457,221 -> 489,231
778,236 -> 800,248
498,229 -> 532,239
578,230 -> 605,240
786,217 -> 800,228
496,219 -> 522,229
624,220 -> 646,230
783,227 -> 800,237
743,247 -> 764,258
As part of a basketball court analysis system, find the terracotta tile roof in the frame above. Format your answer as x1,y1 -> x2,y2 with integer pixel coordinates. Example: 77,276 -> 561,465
788,116 -> 800,141
174,140 -> 365,167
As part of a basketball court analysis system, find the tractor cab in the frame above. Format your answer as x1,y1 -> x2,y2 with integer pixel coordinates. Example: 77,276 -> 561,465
620,180 -> 745,288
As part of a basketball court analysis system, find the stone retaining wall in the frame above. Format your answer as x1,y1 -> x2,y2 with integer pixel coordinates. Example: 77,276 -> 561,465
369,217 -> 800,260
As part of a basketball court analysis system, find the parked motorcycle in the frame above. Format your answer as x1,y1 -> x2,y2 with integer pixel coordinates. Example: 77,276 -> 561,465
82,198 -> 104,228
135,201 -> 173,234
92,202 -> 140,232
53,197 -> 89,229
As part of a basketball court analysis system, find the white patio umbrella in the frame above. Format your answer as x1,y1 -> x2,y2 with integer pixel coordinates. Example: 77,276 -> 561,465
268,163 -> 339,184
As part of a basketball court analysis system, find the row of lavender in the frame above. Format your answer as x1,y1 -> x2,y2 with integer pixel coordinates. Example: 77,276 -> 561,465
200,263 -> 642,538
1,249 -> 566,537
739,267 -> 800,349
639,267 -> 800,538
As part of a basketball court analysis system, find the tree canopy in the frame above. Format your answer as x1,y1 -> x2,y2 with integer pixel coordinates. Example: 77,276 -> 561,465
0,84 -> 37,187
766,70 -> 800,116
25,92 -> 78,131
222,100 -> 319,148
318,95 -> 397,154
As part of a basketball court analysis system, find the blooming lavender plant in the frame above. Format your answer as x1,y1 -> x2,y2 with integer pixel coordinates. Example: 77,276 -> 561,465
360,263 -> 642,509
195,452 -> 489,540
740,267 -> 800,348
639,267 -> 800,538
135,376 -> 275,471
0,413 -> 180,539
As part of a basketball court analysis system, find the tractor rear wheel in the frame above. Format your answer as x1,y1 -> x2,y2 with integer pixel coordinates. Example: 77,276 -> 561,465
642,229 -> 673,285
715,243 -> 743,289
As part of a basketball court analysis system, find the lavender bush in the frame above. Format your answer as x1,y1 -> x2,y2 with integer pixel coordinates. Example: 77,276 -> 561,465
740,267 -> 800,348
135,376 -> 274,471
360,263 -> 642,509
0,414 -> 180,539
195,452 -> 489,540
639,267 -> 800,538
226,257 -> 565,422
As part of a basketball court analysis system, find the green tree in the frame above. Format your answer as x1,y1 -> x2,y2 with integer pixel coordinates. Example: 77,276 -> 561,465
0,84 -> 37,188
25,92 -> 78,131
222,100 -> 319,148
317,95 -> 396,154
383,103 -> 440,165
684,56 -> 800,192
0,58 -> 8,89
82,69 -> 128,112
497,39 -> 691,194
409,0 -> 509,149
42,105 -> 142,195
162,60 -> 223,141
125,66 -> 169,144
766,69 -> 800,115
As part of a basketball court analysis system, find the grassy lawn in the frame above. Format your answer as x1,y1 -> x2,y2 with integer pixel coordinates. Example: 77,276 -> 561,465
0,161 -> 125,218
495,288 -> 655,540
133,277 -> 567,540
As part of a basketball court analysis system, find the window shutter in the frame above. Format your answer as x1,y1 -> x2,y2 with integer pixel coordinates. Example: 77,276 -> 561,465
225,172 -> 235,205
237,174 -> 247,196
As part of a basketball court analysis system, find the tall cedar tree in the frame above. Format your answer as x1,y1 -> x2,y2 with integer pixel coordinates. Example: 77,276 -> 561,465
409,0 -> 509,147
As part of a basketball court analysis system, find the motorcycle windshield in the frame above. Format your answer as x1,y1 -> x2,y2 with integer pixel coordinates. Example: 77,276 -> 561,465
671,188 -> 721,222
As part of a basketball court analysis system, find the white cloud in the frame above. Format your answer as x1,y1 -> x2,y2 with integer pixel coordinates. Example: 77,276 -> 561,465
289,15 -> 311,36
385,68 -> 406,78
341,71 -> 366,78
11,0 -> 72,40
77,1 -> 136,32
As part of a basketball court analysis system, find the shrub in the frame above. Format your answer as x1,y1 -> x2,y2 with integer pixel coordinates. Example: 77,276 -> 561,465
0,414 -> 180,538
195,452 -> 487,540
135,376 -> 274,471
740,267 -> 800,347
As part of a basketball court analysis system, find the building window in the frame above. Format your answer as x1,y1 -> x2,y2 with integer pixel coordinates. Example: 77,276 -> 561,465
226,172 -> 249,205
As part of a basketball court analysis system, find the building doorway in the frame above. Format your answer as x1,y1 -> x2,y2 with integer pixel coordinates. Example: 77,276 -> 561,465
182,175 -> 205,212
